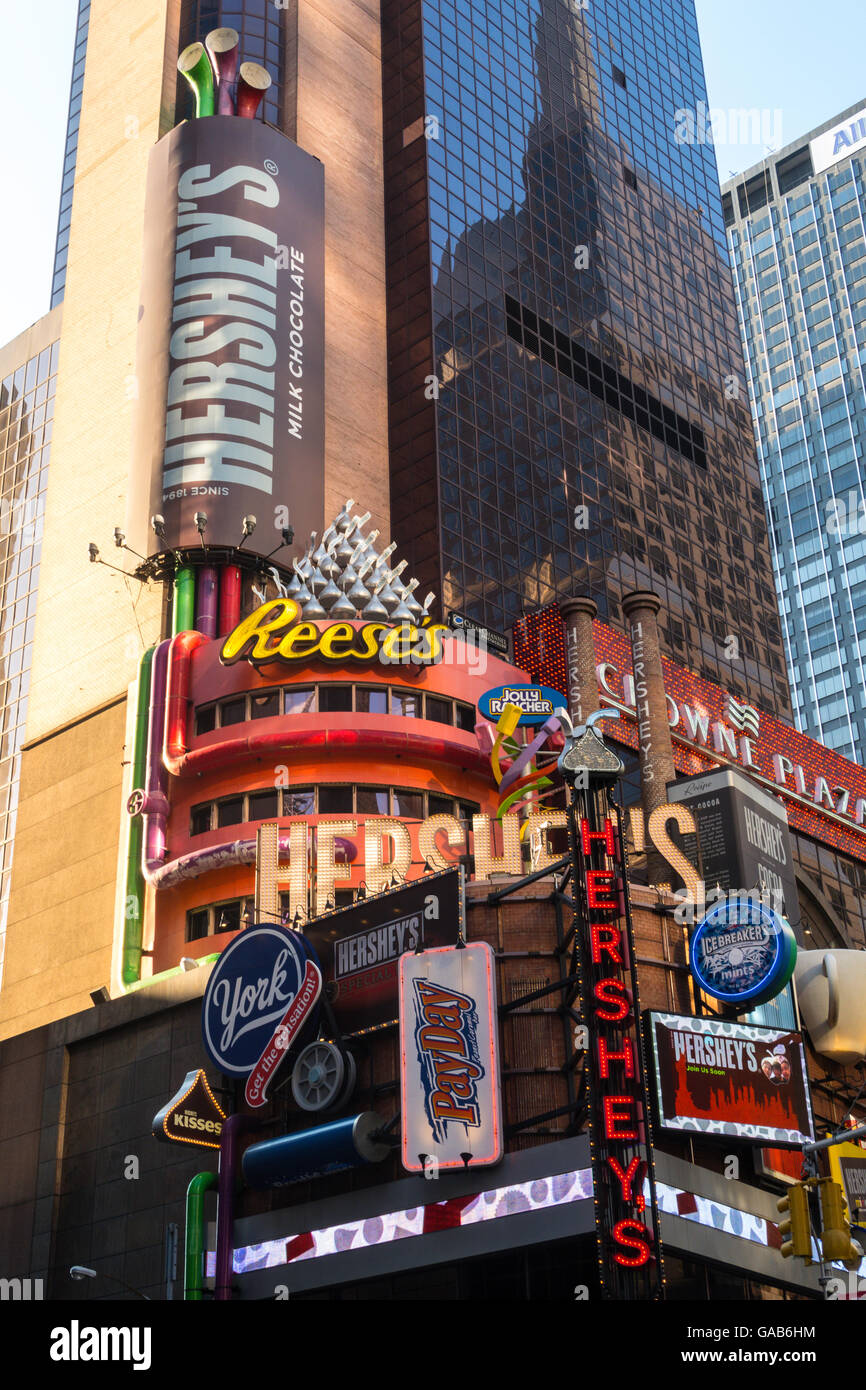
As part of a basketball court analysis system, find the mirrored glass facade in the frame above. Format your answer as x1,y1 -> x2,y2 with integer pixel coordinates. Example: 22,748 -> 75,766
724,109 -> 866,765
384,0 -> 790,716
0,334 -> 59,982
50,0 -> 90,308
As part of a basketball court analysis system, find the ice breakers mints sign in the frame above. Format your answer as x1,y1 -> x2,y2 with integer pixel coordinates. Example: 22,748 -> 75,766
689,897 -> 797,1010
399,941 -> 502,1172
201,924 -> 321,1108
479,684 -> 566,726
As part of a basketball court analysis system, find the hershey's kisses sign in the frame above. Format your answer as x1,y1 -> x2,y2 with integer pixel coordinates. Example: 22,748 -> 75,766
152,1069 -> 226,1150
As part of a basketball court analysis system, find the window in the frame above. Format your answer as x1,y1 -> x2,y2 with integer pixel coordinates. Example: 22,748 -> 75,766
392,788 -> 424,819
190,803 -> 212,836
185,898 -> 254,942
283,787 -> 315,815
356,686 -> 388,714
284,687 -> 315,714
425,694 -> 452,724
455,702 -> 475,732
319,686 -> 353,713
187,909 -> 210,941
319,785 -> 353,814
195,705 -> 216,735
458,800 -> 481,824
428,793 -> 455,817
217,797 -> 244,828
392,689 -> 420,717
357,786 -> 390,814
623,166 -> 637,191
612,63 -> 626,88
220,698 -> 246,728
248,789 -> 279,821
213,900 -> 243,933
250,690 -> 279,719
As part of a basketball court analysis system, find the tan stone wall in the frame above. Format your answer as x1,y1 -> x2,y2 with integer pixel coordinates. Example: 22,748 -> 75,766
296,0 -> 390,540
23,0 -> 167,745
0,702 -> 126,1039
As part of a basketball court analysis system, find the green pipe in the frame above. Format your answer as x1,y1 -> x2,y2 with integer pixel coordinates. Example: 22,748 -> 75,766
185,1171 -> 218,1301
173,566 -> 196,636
123,954 -> 220,994
178,42 -> 215,119
121,647 -> 155,987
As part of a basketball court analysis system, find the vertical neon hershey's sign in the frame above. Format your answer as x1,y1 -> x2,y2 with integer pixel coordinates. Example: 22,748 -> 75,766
567,791 -> 664,1297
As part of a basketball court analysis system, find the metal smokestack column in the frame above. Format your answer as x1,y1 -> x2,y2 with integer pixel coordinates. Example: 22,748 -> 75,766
621,590 -> 677,885
560,595 -> 598,728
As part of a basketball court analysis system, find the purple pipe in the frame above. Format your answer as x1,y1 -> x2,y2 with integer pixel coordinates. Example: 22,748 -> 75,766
195,566 -> 219,639
142,639 -> 171,882
215,1114 -> 258,1301
149,835 -> 357,891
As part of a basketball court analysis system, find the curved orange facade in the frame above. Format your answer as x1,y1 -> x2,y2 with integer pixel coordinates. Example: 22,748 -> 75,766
149,626 -> 530,972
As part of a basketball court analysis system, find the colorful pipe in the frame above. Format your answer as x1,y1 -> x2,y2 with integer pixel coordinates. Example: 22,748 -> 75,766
205,27 -> 239,115
236,62 -> 271,120
185,1171 -> 218,1301
121,646 -> 155,986
124,954 -> 220,994
142,639 -> 171,881
219,565 -> 242,636
215,1114 -> 258,1301
173,566 -> 196,637
163,630 -> 206,776
178,41 -> 216,118
195,566 -> 219,639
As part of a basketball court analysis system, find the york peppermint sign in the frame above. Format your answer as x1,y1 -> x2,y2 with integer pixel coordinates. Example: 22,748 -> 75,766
202,924 -> 322,1108
398,941 -> 502,1173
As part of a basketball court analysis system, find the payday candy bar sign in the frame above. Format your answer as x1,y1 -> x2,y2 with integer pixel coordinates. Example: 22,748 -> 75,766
399,941 -> 502,1172
202,924 -> 321,1108
648,1013 -> 814,1146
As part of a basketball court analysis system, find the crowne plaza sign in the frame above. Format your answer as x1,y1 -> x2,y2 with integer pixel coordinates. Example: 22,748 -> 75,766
514,607 -> 866,863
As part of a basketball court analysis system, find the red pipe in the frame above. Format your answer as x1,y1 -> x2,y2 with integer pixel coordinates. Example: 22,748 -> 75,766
163,631 -> 207,776
236,61 -> 271,120
219,566 -> 242,637
167,724 -> 492,780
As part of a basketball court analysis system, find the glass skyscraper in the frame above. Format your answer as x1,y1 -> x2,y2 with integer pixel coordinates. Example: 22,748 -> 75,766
0,314 -> 61,982
723,101 -> 866,766
384,0 -> 790,717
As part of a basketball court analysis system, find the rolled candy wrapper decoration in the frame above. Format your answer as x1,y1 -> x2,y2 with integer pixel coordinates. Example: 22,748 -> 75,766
177,41 -> 215,118
236,61 -> 272,120
205,27 -> 239,115
242,1113 -> 390,1188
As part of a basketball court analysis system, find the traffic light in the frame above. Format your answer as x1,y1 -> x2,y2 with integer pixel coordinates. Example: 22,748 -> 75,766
817,1177 -> 863,1270
777,1182 -> 813,1261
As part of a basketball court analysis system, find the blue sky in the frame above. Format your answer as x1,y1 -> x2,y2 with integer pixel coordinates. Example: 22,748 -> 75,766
0,1 -> 863,347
